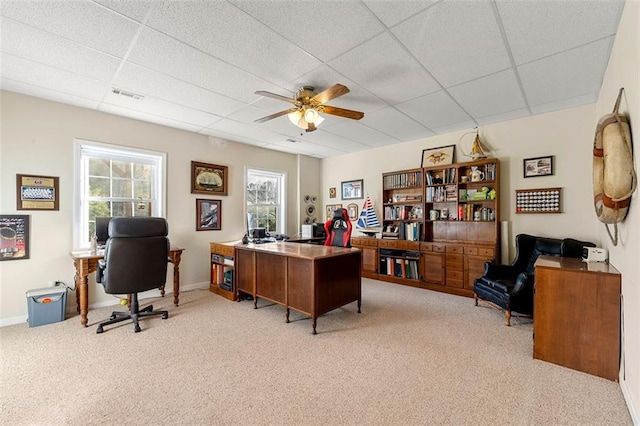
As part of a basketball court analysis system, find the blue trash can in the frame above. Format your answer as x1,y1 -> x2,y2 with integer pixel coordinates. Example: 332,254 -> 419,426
26,286 -> 67,327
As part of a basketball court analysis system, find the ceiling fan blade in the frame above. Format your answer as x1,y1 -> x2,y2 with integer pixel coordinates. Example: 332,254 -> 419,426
255,91 -> 297,104
254,109 -> 295,123
320,105 -> 364,120
311,84 -> 350,104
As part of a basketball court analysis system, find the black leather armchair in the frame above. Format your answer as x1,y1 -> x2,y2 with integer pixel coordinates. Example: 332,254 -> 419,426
474,234 -> 595,325
96,217 -> 170,333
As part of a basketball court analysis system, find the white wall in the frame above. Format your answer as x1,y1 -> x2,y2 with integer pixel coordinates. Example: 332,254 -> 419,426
595,0 -> 639,421
0,91 -> 305,323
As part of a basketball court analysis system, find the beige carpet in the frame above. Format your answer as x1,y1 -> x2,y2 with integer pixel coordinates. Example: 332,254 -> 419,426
0,279 -> 631,425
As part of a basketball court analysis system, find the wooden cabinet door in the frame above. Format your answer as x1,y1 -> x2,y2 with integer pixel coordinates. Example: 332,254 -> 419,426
421,252 -> 444,283
361,246 -> 377,274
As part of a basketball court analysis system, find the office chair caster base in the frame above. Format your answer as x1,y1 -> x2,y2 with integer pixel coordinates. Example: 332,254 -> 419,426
134,324 -> 141,333
162,312 -> 168,319
96,326 -> 104,334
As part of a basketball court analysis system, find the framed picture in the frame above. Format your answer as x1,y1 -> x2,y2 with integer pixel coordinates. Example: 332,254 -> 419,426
341,179 -> 363,200
0,215 -> 30,261
196,199 -> 221,231
191,161 -> 228,196
346,203 -> 358,221
329,187 -> 336,199
326,204 -> 342,220
16,174 -> 59,210
421,145 -> 455,167
523,156 -> 554,178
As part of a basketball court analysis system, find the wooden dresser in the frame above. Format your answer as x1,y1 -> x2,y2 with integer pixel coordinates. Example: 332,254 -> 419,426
533,256 -> 621,381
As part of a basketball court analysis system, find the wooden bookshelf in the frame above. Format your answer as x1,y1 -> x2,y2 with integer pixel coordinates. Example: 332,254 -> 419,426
210,241 -> 237,301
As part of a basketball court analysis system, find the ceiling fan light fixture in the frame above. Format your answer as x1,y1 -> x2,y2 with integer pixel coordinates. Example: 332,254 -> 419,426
304,107 -> 319,123
288,110 -> 302,126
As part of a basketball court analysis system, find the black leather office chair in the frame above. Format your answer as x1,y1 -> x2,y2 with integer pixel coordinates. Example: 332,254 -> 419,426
96,217 -> 170,333
324,208 -> 352,248
473,234 -> 595,325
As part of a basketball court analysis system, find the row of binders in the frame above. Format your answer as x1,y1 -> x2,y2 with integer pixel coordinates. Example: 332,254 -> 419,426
380,257 -> 419,280
384,171 -> 422,189
381,222 -> 422,241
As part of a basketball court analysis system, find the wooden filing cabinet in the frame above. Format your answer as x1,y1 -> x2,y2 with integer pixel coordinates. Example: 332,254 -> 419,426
533,256 -> 621,381
445,245 -> 464,289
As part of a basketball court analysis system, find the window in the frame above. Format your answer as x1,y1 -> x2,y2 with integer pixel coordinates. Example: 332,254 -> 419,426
246,168 -> 285,234
75,140 -> 166,248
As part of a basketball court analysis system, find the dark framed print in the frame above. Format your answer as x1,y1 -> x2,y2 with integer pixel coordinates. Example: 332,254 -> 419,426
196,199 -> 221,231
523,156 -> 553,178
0,215 -> 30,260
191,161 -> 228,196
16,174 -> 59,210
329,187 -> 336,198
341,179 -> 363,200
421,145 -> 455,167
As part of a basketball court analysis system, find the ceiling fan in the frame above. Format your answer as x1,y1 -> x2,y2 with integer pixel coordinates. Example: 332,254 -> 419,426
254,84 -> 364,132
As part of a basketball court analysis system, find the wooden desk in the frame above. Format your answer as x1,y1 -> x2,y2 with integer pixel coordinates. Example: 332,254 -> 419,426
285,236 -> 326,245
70,247 -> 184,327
534,256 -> 621,380
235,242 -> 361,334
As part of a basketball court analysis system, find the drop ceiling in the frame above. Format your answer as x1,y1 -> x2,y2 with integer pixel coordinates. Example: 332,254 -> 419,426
0,0 -> 625,158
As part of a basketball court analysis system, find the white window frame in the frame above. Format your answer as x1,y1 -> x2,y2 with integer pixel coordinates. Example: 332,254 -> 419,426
245,167 -> 286,234
74,139 -> 167,248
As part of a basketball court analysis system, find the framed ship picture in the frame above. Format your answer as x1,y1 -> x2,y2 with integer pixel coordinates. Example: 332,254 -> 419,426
191,161 -> 228,196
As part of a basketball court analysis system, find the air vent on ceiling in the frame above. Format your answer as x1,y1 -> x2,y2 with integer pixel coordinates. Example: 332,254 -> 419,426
112,88 -> 144,100
286,138 -> 301,144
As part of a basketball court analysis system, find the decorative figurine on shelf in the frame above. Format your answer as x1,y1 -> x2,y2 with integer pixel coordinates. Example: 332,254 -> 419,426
471,166 -> 485,182
433,174 -> 443,184
488,188 -> 497,200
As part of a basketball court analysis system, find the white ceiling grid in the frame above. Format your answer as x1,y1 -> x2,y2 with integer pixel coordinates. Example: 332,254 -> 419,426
0,0 -> 625,158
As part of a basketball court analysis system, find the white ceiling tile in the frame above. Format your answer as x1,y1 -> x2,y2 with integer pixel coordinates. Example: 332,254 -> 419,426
393,1 -> 511,87
363,0 -> 438,27
322,121 -> 398,147
199,127 -> 270,148
497,0 -> 625,65
1,54 -> 109,100
330,32 -> 441,104
0,78 -> 100,110
448,69 -> 525,119
530,93 -> 598,116
475,108 -> 529,127
361,107 -> 434,142
128,28 -> 283,104
1,18 -> 121,83
519,38 -> 613,108
99,103 -> 203,133
231,1 -> 384,62
291,129 -> 366,151
114,63 -> 246,117
101,91 -> 222,128
1,1 -> 140,57
431,119 -> 478,136
396,90 -> 472,130
145,1 -> 322,86
227,105 -> 273,125
206,118 -> 288,145
93,0 -> 154,22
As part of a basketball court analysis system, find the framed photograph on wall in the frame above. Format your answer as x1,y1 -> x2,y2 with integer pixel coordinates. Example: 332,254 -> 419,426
523,156 -> 554,178
341,179 -> 363,200
191,161 -> 228,196
421,145 -> 455,167
16,174 -> 59,210
196,199 -> 221,231
347,203 -> 358,221
326,204 -> 342,220
0,214 -> 30,261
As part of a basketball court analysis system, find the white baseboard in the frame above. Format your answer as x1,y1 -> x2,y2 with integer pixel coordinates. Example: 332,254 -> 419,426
620,377 -> 639,425
0,282 -> 210,328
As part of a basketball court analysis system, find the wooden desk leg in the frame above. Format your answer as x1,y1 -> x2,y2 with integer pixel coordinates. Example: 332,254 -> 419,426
312,317 -> 317,335
169,250 -> 183,306
358,298 -> 362,313
77,273 -> 89,327
286,308 -> 290,323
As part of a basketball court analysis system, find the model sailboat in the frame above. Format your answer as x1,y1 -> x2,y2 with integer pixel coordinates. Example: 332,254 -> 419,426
355,195 -> 381,236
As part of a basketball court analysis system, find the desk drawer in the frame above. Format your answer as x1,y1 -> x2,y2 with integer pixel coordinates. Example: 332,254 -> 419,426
447,245 -> 464,254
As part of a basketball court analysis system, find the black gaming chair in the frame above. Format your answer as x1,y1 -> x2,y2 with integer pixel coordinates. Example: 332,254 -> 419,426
324,208 -> 352,248
96,217 -> 170,333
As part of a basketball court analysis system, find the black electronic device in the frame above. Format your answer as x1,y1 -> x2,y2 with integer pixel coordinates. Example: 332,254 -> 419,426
95,217 -> 112,245
250,227 -> 267,239
313,224 -> 326,238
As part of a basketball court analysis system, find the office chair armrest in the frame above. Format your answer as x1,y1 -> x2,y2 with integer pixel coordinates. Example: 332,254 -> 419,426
96,259 -> 106,283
